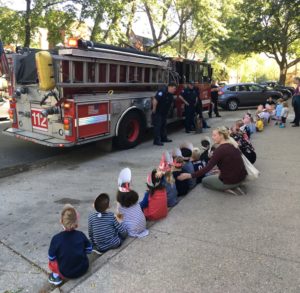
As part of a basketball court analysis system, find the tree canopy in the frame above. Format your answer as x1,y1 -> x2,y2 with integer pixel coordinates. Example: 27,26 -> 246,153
0,0 -> 299,84
217,0 -> 300,84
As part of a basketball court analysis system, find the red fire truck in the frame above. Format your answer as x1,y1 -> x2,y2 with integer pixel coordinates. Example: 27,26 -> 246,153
0,39 -> 212,148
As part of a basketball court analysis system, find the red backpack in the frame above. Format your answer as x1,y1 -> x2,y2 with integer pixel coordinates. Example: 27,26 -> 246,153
144,188 -> 168,221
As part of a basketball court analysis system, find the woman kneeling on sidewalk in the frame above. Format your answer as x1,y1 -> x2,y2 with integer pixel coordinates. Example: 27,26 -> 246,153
178,127 -> 247,195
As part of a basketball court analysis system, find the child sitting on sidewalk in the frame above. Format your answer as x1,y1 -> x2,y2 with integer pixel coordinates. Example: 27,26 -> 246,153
180,142 -> 197,190
191,147 -> 206,184
243,113 -> 256,136
199,137 -> 211,164
88,193 -> 127,253
172,156 -> 189,196
158,151 -> 178,207
230,124 -> 257,164
256,105 -> 270,125
116,168 -> 149,238
140,169 -> 168,220
48,204 -> 92,285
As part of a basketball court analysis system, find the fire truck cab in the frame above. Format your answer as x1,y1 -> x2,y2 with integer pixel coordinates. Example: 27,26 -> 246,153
1,39 -> 212,148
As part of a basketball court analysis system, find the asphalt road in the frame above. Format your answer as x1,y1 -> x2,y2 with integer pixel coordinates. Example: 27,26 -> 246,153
0,118 -> 181,172
0,120 -> 73,170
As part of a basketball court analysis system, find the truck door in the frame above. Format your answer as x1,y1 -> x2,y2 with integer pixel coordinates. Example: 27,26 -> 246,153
76,101 -> 110,139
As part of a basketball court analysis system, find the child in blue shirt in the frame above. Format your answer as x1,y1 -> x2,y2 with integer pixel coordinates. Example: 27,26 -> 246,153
172,156 -> 189,196
48,204 -> 92,285
181,145 -> 197,189
275,98 -> 283,125
88,193 -> 127,253
191,147 -> 206,184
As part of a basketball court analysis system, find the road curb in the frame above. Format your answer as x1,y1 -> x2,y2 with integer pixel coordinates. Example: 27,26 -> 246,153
0,156 -> 63,179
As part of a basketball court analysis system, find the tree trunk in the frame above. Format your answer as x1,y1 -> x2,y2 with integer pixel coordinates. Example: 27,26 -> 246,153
24,0 -> 31,47
178,8 -> 184,55
90,10 -> 103,42
279,64 -> 287,85
178,29 -> 182,55
126,1 -> 136,39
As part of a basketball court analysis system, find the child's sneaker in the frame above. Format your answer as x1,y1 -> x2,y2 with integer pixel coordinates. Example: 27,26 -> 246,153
279,124 -> 285,128
48,273 -> 62,285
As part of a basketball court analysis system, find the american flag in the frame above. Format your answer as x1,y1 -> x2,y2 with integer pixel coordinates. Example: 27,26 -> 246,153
0,40 -> 9,76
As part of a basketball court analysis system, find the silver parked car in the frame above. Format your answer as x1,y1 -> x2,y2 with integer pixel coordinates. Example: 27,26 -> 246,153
218,83 -> 283,111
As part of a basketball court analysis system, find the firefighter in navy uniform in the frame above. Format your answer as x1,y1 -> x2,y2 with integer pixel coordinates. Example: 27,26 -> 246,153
179,82 -> 198,133
208,80 -> 221,118
152,83 -> 177,146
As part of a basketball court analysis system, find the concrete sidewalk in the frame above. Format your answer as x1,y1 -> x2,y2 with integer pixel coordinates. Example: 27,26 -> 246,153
70,121 -> 300,293
1,110 -> 300,293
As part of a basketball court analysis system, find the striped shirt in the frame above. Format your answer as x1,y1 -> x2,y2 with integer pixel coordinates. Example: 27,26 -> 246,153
118,203 -> 149,238
88,211 -> 127,252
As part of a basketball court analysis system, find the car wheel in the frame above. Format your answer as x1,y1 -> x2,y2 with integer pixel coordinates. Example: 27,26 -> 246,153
227,99 -> 238,111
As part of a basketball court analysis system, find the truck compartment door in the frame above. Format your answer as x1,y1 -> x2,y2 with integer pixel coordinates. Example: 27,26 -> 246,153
76,101 -> 110,138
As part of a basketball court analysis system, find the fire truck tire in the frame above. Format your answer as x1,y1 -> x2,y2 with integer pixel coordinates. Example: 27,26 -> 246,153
115,111 -> 145,149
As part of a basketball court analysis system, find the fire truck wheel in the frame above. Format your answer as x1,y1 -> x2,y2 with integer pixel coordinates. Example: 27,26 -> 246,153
115,111 -> 144,149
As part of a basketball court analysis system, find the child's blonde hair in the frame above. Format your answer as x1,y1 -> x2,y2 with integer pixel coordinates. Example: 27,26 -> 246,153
172,156 -> 184,169
61,204 -> 78,230
235,119 -> 244,128
164,170 -> 175,184
282,101 -> 288,108
191,147 -> 201,161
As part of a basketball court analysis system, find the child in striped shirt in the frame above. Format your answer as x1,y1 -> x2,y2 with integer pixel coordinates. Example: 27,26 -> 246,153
116,168 -> 149,238
88,193 -> 127,253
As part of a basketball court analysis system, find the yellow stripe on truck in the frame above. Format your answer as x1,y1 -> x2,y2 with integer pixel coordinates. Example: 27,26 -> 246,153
35,51 -> 55,91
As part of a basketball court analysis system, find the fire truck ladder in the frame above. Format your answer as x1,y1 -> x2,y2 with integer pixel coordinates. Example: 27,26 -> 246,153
53,45 -> 171,89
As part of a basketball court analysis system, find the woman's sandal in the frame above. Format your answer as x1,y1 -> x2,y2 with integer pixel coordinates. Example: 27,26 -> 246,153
225,187 -> 246,196
235,187 -> 246,195
225,189 -> 240,196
